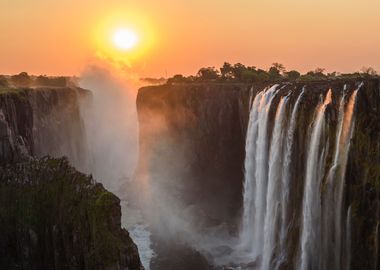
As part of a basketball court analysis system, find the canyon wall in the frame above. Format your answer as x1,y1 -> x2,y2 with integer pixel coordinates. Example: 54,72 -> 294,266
136,80 -> 380,269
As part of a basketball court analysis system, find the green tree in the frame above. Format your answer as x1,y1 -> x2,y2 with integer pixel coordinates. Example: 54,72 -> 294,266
197,67 -> 220,80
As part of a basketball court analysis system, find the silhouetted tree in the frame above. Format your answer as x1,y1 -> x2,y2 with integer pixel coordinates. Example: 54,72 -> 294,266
167,74 -> 188,84
285,70 -> 300,81
314,68 -> 326,76
220,62 -> 234,79
11,72 -> 31,87
272,63 -> 286,74
197,67 -> 220,80
361,66 -> 377,76
268,63 -> 284,81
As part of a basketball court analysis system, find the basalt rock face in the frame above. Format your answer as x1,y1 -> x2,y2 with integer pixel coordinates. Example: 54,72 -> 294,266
346,79 -> 380,269
0,157 -> 142,270
137,80 -> 380,269
0,88 -> 143,270
0,87 -> 88,166
136,83 -> 257,224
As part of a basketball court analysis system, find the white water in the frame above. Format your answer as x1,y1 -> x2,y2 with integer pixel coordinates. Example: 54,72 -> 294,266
345,206 -> 352,270
240,85 -> 279,261
262,97 -> 288,270
277,89 -> 305,267
130,225 -> 155,269
321,87 -> 359,270
121,201 -> 155,270
299,89 -> 332,270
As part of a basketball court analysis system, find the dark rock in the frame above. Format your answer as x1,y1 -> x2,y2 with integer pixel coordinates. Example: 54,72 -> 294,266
0,157 -> 143,270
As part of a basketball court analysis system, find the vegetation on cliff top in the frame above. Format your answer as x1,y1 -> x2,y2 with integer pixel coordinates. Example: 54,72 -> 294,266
165,63 -> 378,84
0,72 -> 76,89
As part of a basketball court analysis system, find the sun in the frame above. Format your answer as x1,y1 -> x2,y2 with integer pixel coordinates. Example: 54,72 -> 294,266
112,28 -> 139,50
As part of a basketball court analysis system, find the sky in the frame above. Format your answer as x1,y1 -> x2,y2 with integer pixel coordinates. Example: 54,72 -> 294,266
0,0 -> 379,77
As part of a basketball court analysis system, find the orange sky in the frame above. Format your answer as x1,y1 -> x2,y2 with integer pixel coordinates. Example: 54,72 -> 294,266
1,0 -> 379,77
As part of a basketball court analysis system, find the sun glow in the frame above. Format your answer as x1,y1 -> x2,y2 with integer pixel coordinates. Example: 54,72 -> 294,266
112,28 -> 138,50
92,11 -> 156,68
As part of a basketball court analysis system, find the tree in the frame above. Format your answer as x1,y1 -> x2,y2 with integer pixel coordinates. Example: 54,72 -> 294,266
256,69 -> 270,82
272,63 -> 286,74
220,62 -> 234,79
197,67 -> 220,80
361,66 -> 377,76
268,67 -> 280,80
314,68 -> 326,76
285,70 -> 301,81
0,75 -> 9,87
167,74 -> 188,84
231,63 -> 247,81
11,72 -> 31,87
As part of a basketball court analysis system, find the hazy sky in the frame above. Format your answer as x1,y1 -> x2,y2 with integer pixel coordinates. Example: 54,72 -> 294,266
1,0 -> 379,77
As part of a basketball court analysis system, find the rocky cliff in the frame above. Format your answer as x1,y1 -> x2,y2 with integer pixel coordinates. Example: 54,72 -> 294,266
136,80 -> 380,269
0,157 -> 142,270
0,87 -> 143,270
0,87 -> 88,166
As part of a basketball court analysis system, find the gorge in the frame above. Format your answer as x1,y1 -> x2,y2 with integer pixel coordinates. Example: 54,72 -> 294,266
137,79 -> 380,269
0,78 -> 379,270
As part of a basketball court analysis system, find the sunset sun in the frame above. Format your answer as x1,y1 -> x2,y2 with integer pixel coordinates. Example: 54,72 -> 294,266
112,28 -> 138,50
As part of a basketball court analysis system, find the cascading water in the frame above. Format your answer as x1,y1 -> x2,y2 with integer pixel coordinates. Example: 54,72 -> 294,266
262,96 -> 288,270
278,88 -> 304,266
239,84 -> 359,270
240,84 -> 279,259
321,87 -> 359,270
299,89 -> 332,270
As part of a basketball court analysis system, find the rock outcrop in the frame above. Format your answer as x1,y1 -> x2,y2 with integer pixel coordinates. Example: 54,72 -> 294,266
0,157 -> 142,270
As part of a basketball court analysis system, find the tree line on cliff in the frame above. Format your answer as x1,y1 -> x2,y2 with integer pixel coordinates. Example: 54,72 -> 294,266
165,63 -> 378,84
0,72 -> 74,88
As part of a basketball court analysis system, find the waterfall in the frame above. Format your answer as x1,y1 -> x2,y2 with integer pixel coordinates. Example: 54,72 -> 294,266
345,206 -> 352,270
322,88 -> 359,270
240,84 -> 278,259
299,89 -> 332,270
276,88 -> 305,268
240,91 -> 263,251
239,84 -> 359,270
262,97 -> 288,270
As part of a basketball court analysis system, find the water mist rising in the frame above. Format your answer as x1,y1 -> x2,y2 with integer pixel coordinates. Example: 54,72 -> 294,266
78,65 -> 154,269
